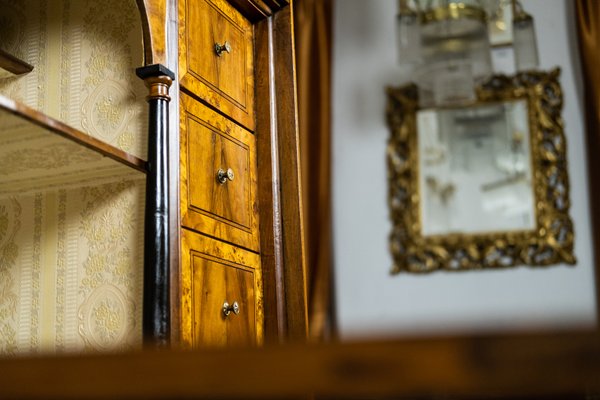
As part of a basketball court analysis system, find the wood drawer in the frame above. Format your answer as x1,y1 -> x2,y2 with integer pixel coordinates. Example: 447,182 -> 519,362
181,229 -> 263,348
179,0 -> 255,131
180,93 -> 259,251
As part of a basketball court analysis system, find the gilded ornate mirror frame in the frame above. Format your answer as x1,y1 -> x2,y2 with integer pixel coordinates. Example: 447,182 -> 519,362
386,68 -> 576,273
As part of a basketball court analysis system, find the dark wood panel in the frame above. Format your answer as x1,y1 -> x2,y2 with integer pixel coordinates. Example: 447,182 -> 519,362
165,0 -> 182,349
228,0 -> 290,22
254,16 -> 287,343
228,0 -> 272,21
263,0 -> 288,9
1,331 -> 600,399
272,6 -> 309,341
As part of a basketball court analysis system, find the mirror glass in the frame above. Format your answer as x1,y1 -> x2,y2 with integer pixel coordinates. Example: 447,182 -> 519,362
386,71 -> 576,273
417,100 -> 535,236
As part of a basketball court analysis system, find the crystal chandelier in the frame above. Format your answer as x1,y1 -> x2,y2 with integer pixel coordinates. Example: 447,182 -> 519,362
396,0 -> 539,107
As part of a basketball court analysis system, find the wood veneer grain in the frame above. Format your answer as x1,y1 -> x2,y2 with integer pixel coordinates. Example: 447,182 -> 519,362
180,229 -> 263,348
272,5 -> 309,341
1,331 -> 599,399
254,15 -> 288,343
179,92 -> 260,252
179,0 -> 256,131
136,0 -> 168,65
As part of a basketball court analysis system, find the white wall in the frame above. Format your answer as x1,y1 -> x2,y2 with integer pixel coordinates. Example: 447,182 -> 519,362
332,0 -> 597,339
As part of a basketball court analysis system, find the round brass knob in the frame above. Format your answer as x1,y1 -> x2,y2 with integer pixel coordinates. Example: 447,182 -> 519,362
217,168 -> 235,184
214,41 -> 232,56
222,301 -> 240,317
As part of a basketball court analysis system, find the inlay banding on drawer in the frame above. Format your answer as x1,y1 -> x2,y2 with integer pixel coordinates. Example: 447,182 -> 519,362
180,92 -> 260,252
179,0 -> 255,131
180,229 -> 263,348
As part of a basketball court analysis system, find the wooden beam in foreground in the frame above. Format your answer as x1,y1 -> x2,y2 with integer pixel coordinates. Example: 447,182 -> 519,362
0,331 -> 599,399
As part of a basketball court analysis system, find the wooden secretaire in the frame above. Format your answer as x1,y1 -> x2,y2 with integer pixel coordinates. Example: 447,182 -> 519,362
175,0 -> 308,348
0,0 -> 307,353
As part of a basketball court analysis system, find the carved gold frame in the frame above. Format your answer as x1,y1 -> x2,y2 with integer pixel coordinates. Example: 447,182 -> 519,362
386,68 -> 576,273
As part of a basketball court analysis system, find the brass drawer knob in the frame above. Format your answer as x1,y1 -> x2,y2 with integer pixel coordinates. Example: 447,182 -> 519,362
214,41 -> 232,57
222,301 -> 240,317
217,168 -> 235,184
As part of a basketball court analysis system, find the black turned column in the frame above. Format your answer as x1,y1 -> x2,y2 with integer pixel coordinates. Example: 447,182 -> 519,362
136,64 -> 175,348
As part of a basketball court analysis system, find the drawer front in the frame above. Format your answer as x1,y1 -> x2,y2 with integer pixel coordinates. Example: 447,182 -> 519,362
180,93 -> 259,251
179,0 -> 255,131
181,229 -> 263,348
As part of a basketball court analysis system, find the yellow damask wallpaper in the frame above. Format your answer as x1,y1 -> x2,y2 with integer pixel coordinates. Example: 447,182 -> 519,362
0,0 -> 147,158
0,181 -> 145,355
0,0 -> 148,355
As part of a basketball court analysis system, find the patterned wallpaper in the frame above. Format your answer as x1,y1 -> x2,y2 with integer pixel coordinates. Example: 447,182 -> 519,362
0,0 -> 147,158
0,181 -> 145,355
0,0 -> 148,355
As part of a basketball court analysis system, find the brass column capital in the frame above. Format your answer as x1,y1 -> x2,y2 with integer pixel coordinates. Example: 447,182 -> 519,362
144,75 -> 173,102
136,63 -> 176,102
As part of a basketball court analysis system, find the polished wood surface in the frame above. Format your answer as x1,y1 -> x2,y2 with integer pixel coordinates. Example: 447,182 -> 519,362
254,17 -> 288,342
0,48 -> 34,76
180,92 -> 260,252
272,6 -> 310,341
180,229 -> 263,348
1,331 -> 600,399
162,0 -> 183,348
137,0 -> 168,65
228,0 -> 290,22
189,246 -> 256,347
0,93 -> 146,173
179,0 -> 256,131
176,1 -> 307,348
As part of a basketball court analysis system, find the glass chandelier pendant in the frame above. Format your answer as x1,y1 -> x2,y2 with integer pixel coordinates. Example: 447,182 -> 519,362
512,1 -> 539,72
417,0 -> 493,107
396,0 -> 422,65
395,0 -> 540,107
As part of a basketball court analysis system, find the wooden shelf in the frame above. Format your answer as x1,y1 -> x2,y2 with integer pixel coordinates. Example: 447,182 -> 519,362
0,94 -> 147,196
0,49 -> 34,78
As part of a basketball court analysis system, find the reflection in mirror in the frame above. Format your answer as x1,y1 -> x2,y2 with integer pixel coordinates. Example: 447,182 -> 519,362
418,100 -> 535,236
386,69 -> 576,273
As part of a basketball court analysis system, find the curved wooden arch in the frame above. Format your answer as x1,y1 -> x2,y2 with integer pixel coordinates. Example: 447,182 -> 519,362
136,0 -> 168,66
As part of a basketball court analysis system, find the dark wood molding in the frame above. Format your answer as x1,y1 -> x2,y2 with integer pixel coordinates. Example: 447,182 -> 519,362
253,4 -> 309,343
263,0 -> 289,9
228,0 -> 289,22
165,0 -> 183,349
0,48 -> 34,76
583,88 -> 600,326
0,94 -> 146,173
137,63 -> 175,348
1,331 -> 600,399
272,6 -> 309,341
255,16 -> 288,343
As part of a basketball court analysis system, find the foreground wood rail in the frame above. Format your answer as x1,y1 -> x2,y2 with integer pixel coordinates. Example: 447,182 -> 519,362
1,331 -> 600,399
